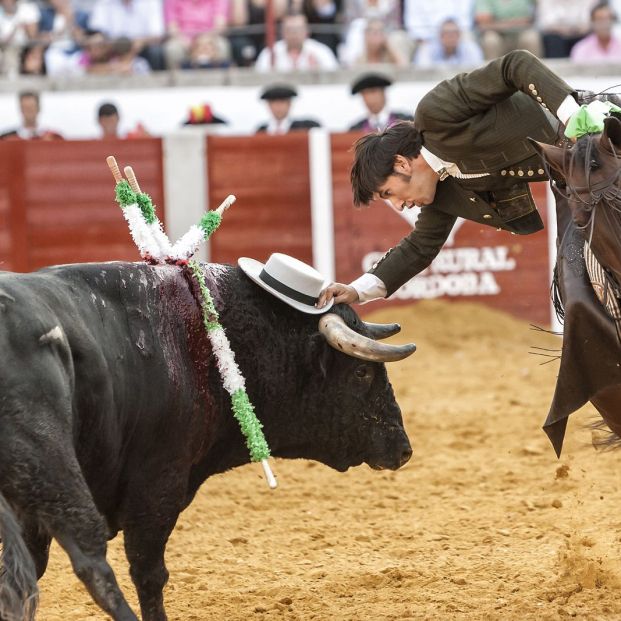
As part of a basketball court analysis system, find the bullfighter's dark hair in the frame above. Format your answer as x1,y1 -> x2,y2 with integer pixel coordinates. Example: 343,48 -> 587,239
350,121 -> 422,207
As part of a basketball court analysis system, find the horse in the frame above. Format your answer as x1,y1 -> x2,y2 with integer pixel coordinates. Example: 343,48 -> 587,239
530,112 -> 621,456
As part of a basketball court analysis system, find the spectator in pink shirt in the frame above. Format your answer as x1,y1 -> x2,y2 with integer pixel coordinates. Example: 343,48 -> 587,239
571,2 -> 621,63
164,0 -> 231,68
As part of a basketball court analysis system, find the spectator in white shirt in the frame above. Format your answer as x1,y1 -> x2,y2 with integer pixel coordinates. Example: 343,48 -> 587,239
536,0 -> 592,58
255,12 -> 339,72
88,0 -> 166,68
0,0 -> 40,75
402,0 -> 475,51
415,17 -> 484,68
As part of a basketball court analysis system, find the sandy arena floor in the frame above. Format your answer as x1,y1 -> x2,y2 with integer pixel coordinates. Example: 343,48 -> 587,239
38,300 -> 621,620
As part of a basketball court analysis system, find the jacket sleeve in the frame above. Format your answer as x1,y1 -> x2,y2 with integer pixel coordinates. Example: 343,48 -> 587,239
415,50 -> 576,127
369,206 -> 457,297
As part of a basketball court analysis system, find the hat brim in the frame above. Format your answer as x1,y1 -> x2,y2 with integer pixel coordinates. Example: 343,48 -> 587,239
238,257 -> 334,315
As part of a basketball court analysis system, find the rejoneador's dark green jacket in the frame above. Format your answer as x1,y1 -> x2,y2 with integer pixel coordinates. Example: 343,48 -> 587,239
369,50 -> 576,296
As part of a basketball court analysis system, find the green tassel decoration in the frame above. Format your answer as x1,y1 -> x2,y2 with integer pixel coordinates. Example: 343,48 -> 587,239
199,211 -> 222,239
136,192 -> 157,225
114,180 -> 156,225
115,180 -> 136,207
188,260 -> 220,332
232,389 -> 270,462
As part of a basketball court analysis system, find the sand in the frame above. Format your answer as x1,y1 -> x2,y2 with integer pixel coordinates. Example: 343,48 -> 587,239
36,300 -> 621,620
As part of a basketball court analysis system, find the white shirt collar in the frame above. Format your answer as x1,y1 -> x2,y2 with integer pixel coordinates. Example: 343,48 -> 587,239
369,107 -> 390,130
420,146 -> 452,174
266,116 -> 292,135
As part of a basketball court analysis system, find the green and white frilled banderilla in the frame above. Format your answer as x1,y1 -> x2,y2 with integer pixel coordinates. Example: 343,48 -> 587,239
106,156 -> 277,489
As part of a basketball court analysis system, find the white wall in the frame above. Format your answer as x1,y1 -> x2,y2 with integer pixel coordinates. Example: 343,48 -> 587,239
1,73 -> 617,139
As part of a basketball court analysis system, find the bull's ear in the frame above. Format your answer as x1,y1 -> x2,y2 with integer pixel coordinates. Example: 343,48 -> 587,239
602,115 -> 621,153
528,137 -> 570,175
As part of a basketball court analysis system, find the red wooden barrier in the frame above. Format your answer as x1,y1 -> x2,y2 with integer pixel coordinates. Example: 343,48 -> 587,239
0,134 -> 553,325
206,133 -> 313,265
0,139 -> 164,272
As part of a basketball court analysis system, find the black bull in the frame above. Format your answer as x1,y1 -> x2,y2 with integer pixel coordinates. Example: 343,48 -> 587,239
0,262 -> 412,621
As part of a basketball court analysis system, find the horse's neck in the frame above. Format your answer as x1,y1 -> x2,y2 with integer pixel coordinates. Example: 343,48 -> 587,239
590,209 -> 621,284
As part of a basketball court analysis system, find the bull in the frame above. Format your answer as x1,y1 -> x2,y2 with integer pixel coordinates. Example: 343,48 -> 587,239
0,260 -> 414,621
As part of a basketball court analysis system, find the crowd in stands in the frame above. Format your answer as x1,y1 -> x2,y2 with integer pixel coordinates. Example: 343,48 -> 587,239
0,0 -> 620,77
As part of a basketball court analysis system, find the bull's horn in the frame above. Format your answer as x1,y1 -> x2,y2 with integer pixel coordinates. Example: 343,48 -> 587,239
319,314 -> 416,362
363,321 -> 401,340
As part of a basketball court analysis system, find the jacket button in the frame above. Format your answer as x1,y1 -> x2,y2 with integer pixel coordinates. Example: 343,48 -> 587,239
527,169 -> 534,176
528,83 -> 535,90
483,214 -> 492,219
500,169 -> 507,175
518,170 -> 524,176
538,168 -> 545,174
509,170 -> 515,176
536,96 -> 543,102
532,89 -> 538,96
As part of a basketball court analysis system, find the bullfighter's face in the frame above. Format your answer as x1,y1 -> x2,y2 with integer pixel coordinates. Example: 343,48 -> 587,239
375,154 -> 439,210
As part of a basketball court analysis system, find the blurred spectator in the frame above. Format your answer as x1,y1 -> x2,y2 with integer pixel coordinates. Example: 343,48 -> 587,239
44,28 -> 106,74
69,0 -> 95,28
97,101 -> 121,138
97,101 -> 150,138
403,0 -> 474,51
182,103 -> 228,125
109,36 -> 151,73
340,15 -> 409,66
88,0 -> 166,69
180,31 -> 231,68
571,2 -> 621,62
38,0 -> 85,51
73,29 -> 110,72
0,91 -> 63,140
20,40 -> 47,74
256,84 -> 321,133
474,0 -> 541,59
298,0 -> 343,56
228,0 -> 288,66
254,12 -> 339,72
45,30 -> 151,74
415,17 -> 484,68
344,0 -> 400,30
536,0 -> 592,58
0,0 -> 40,75
348,73 -> 412,132
163,0 -> 230,69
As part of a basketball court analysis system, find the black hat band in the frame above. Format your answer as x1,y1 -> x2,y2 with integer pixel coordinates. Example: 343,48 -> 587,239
259,269 -> 318,306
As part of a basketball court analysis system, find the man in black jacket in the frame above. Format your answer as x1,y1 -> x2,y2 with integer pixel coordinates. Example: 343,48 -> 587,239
318,50 -> 582,307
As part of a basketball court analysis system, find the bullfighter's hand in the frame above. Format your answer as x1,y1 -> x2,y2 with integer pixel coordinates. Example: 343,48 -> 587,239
317,283 -> 359,308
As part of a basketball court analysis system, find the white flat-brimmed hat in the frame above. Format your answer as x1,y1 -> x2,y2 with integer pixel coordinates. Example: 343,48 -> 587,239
238,253 -> 334,314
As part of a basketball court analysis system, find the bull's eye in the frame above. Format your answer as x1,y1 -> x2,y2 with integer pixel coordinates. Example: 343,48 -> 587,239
355,365 -> 373,381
